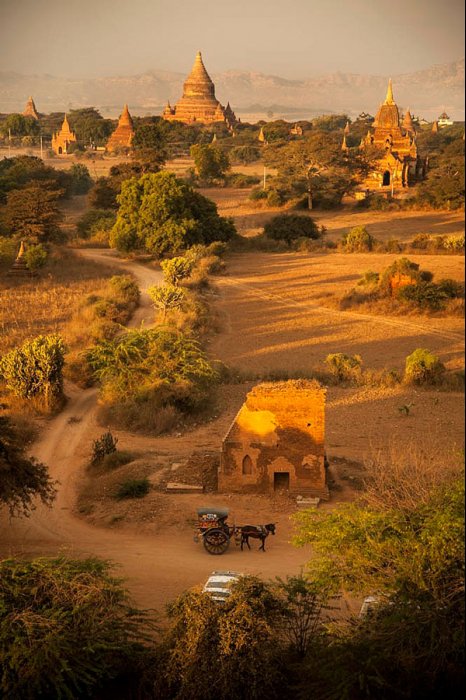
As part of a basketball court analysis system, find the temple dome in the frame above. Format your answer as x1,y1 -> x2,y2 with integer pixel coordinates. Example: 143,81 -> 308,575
183,51 -> 216,99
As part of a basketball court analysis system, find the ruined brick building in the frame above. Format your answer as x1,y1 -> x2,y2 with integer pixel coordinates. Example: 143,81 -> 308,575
162,51 -> 237,128
219,380 -> 329,499
22,96 -> 39,120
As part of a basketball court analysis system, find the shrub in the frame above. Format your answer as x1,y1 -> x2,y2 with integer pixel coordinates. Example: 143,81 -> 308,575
357,270 -> 380,286
404,348 -> 446,385
160,256 -> 194,286
24,243 -> 48,271
325,353 -> 363,382
91,431 -> 118,465
109,274 -> 140,305
0,334 -> 65,412
229,145 -> 261,164
249,187 -> 268,201
378,258 -> 424,297
398,281 -> 449,310
148,283 -> 186,320
226,173 -> 261,188
443,234 -> 465,253
68,163 -> 93,194
266,189 -> 284,207
115,478 -> 150,500
0,556 -> 154,699
341,226 -> 375,252
264,214 -> 322,244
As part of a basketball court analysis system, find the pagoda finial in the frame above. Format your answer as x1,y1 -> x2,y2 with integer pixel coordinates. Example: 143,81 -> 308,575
385,78 -> 395,105
341,134 -> 349,152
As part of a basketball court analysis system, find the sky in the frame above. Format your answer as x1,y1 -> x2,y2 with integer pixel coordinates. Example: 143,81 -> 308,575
0,0 -> 464,79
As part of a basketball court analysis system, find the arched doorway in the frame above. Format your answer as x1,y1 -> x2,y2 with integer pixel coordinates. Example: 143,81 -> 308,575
58,146 -> 63,154
242,455 -> 253,475
382,170 -> 390,186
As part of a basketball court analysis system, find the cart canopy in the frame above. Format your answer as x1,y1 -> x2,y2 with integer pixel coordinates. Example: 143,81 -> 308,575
197,507 -> 229,519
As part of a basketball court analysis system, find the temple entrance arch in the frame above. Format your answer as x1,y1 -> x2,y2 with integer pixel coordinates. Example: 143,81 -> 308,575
382,170 -> 391,186
242,455 -> 253,475
58,147 -> 63,154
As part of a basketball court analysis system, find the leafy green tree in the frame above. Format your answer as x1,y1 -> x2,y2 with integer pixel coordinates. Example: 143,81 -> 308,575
0,113 -> 40,138
0,416 -> 56,517
110,171 -> 236,255
264,214 -> 323,244
293,478 -> 465,699
229,145 -> 261,164
68,162 -> 93,194
148,283 -> 186,320
0,334 -> 65,412
190,144 -> 230,181
0,155 -> 71,204
0,556 -> 155,699
68,107 -> 113,145
76,208 -> 116,239
2,185 -> 63,242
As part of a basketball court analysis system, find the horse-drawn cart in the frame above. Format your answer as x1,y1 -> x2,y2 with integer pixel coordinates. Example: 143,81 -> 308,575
194,508 -> 276,555
194,507 -> 238,555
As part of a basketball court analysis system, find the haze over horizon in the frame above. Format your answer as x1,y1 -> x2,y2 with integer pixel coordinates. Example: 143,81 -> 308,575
1,0 -> 464,80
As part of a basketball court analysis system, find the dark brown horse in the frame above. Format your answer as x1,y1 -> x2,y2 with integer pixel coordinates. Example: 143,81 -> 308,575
239,523 -> 276,551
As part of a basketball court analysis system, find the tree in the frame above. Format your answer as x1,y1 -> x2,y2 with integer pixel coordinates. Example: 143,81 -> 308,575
68,107 -> 113,146
2,185 -> 63,242
68,162 -> 93,194
110,171 -> 236,255
190,144 -> 230,181
293,478 -> 465,698
160,256 -> 194,285
24,242 -> 48,271
0,334 -> 65,412
341,225 -> 376,252
0,416 -> 56,517
0,155 -> 71,204
0,113 -> 40,138
0,556 -> 155,699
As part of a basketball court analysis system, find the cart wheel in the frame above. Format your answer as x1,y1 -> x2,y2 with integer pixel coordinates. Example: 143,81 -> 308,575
203,529 -> 230,555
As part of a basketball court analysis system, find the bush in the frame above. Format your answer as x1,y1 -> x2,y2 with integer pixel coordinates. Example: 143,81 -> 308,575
24,242 -> 47,271
404,348 -> 446,385
378,258 -> 423,297
109,274 -> 140,305
115,478 -> 150,500
148,283 -> 186,320
0,334 -> 65,412
249,187 -> 268,201
160,256 -> 194,286
226,173 -> 261,188
91,431 -> 118,465
325,353 -> 363,382
357,270 -> 380,286
264,214 -> 323,244
229,145 -> 261,164
76,208 -> 116,239
398,281 -> 450,310
0,556 -> 154,699
341,226 -> 375,252
68,163 -> 93,194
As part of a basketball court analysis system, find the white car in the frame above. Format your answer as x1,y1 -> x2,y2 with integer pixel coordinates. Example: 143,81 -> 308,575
202,570 -> 242,603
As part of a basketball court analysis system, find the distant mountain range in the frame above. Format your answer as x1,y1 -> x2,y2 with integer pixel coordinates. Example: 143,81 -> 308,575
0,59 -> 463,122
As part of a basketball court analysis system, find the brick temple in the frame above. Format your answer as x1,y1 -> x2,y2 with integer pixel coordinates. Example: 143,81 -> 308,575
162,51 -> 236,127
51,115 -> 77,154
219,380 -> 329,498
106,104 -> 134,152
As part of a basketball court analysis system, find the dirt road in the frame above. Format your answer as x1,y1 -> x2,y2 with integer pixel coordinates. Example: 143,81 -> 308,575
1,248 -> 463,612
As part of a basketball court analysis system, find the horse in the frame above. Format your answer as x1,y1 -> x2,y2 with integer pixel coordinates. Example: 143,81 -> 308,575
239,523 -> 276,552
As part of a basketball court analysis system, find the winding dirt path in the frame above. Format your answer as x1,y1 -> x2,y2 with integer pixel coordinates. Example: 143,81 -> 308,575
1,248 -> 463,611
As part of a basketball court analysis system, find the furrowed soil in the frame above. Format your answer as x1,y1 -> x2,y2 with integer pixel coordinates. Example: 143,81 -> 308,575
0,182 -> 464,613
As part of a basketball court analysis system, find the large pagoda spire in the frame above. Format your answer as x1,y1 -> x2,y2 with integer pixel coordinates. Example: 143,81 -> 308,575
384,78 -> 395,105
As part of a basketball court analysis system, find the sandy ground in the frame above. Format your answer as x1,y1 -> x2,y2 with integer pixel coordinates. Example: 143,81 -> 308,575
0,185 -> 464,612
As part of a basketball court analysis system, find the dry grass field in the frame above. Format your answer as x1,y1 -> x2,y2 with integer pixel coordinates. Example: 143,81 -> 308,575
0,249 -> 118,355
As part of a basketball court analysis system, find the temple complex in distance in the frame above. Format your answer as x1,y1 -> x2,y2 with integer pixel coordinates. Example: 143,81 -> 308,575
162,52 -> 237,127
22,96 -> 39,120
51,115 -> 77,154
360,79 -> 426,191
106,104 -> 134,152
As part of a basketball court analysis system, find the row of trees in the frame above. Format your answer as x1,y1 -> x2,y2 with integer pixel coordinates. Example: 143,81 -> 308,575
1,469 -> 463,698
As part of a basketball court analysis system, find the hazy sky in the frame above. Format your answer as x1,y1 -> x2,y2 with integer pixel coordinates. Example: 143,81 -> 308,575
0,0 -> 464,78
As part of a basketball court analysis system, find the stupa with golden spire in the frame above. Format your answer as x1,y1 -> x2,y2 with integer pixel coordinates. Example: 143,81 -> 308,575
106,104 -> 134,152
162,51 -> 236,126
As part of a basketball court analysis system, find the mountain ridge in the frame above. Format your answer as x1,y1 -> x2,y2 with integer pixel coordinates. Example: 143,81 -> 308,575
0,59 -> 463,121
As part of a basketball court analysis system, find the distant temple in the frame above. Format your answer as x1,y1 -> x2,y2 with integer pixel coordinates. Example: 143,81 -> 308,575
162,51 -> 237,127
361,79 -> 426,191
437,111 -> 454,128
22,96 -> 39,120
106,104 -> 134,152
51,115 -> 77,154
